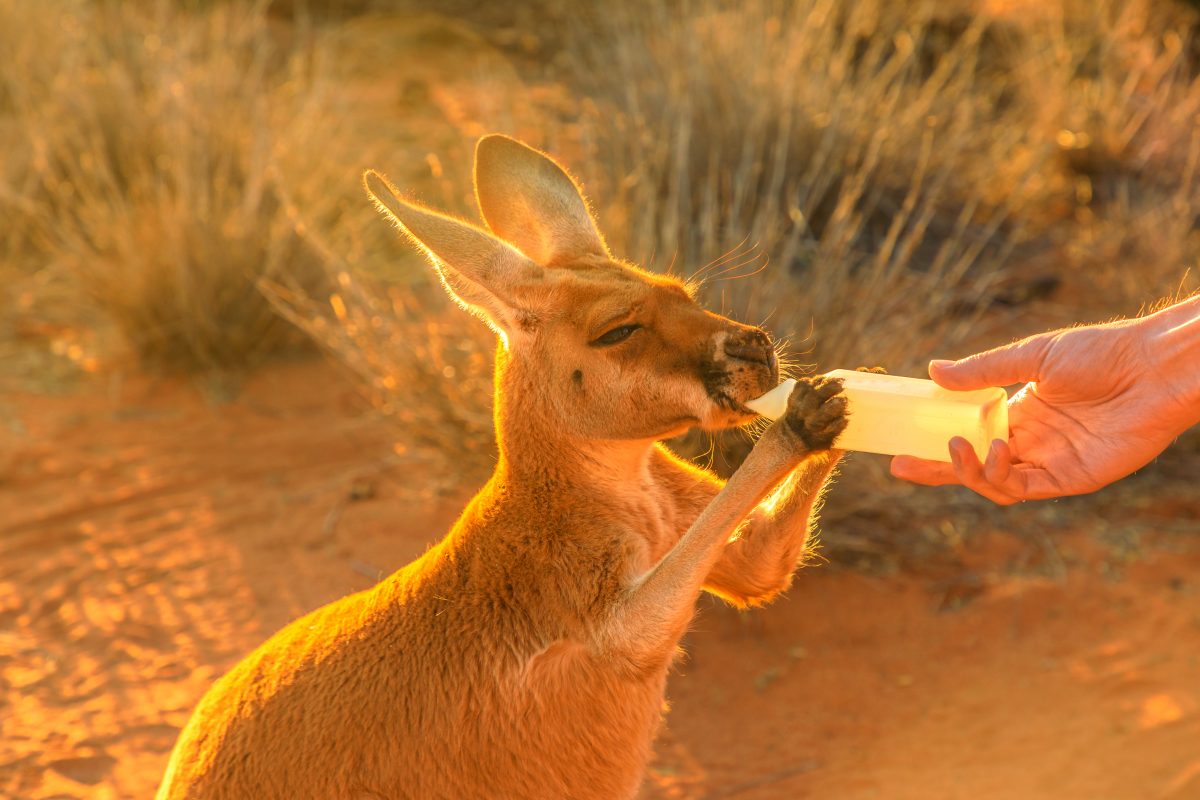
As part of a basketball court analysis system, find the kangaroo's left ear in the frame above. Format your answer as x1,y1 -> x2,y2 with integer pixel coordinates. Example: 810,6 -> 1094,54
473,134 -> 610,267
364,169 -> 543,337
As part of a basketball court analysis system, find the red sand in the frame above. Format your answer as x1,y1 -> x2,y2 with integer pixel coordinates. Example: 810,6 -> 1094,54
2,360 -> 1198,799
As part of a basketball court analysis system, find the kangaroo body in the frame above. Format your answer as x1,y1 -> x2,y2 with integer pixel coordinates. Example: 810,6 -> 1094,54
159,136 -> 848,799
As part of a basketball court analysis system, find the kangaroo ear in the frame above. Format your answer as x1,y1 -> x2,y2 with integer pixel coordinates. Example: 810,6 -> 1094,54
473,135 -> 609,267
364,170 -> 542,335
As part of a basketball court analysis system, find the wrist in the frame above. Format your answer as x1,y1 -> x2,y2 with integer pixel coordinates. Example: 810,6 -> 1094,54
1142,294 -> 1200,423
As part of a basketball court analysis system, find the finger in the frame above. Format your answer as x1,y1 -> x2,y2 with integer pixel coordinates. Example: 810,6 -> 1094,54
982,438 -> 1039,500
889,455 -> 961,486
928,332 -> 1053,391
949,437 -> 1022,506
982,439 -> 1012,485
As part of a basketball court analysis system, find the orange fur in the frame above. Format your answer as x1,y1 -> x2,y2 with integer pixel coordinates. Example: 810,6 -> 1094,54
158,135 -> 847,799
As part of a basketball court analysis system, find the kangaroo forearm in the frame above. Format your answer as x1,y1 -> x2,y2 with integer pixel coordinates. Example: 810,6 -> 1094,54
703,452 -> 837,606
597,436 -> 802,665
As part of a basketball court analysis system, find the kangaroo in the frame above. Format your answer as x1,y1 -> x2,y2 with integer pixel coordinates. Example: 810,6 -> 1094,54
157,135 -> 849,800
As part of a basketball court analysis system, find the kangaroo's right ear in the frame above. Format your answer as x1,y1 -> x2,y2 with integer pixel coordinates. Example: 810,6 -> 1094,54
364,170 -> 543,336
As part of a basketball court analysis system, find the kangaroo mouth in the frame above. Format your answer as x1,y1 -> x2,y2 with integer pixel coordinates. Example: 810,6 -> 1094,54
701,359 -> 779,422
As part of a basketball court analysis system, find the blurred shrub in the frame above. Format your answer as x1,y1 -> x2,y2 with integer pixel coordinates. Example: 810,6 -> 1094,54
1009,0 -> 1200,302
264,10 -> 528,462
268,271 -> 498,465
0,1 -> 333,375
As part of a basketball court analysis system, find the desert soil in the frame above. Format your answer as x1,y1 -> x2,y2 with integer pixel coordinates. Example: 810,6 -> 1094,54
1,359 -> 1198,800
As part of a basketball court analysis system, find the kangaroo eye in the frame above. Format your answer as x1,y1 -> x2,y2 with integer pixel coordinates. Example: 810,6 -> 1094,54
592,324 -> 641,347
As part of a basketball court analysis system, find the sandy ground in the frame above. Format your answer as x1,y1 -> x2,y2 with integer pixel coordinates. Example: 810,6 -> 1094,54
1,359 -> 1198,800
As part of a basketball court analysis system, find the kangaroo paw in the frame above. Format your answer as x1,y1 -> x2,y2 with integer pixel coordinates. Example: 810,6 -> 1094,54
783,376 -> 848,451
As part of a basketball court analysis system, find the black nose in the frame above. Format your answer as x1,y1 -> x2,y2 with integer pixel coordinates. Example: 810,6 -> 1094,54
724,329 -> 776,370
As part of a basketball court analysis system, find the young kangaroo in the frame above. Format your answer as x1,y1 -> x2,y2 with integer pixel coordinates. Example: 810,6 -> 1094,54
157,135 -> 849,800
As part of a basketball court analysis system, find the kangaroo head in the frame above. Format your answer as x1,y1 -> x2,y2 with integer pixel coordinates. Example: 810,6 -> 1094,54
364,135 -> 778,444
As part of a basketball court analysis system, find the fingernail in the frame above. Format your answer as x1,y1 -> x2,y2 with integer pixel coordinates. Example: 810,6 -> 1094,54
929,359 -> 955,371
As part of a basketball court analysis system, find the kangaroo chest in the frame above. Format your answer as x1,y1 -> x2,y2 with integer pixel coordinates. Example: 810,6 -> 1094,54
615,489 -> 688,577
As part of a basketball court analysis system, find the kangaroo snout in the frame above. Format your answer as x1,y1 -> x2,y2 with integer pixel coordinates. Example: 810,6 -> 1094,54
706,326 -> 779,415
723,328 -> 777,371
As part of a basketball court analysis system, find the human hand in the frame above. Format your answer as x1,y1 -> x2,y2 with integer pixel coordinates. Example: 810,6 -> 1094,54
890,300 -> 1200,504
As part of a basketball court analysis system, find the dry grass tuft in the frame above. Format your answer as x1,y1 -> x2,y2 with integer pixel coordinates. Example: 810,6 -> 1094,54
267,269 -> 498,466
0,1 -> 334,376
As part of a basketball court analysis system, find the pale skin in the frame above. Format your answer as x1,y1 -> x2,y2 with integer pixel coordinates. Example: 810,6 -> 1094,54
891,293 -> 1200,505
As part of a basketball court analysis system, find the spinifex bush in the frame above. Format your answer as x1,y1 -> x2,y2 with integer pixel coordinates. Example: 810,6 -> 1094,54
0,1 -> 332,374
267,267 -> 498,465
1006,0 -> 1200,301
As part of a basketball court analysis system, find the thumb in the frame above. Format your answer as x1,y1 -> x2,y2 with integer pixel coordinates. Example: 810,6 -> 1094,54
929,334 -> 1049,390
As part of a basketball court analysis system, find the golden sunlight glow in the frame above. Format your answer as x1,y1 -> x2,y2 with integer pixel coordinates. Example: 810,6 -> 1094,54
6,1 -> 1200,797
1138,693 -> 1185,730
757,471 -> 799,516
